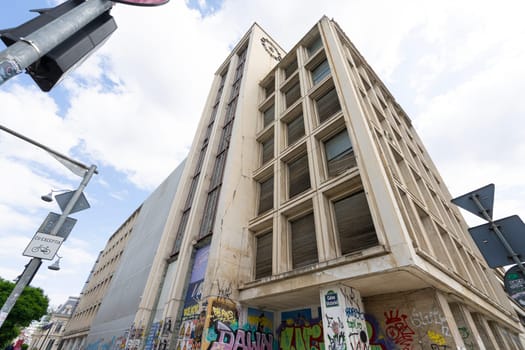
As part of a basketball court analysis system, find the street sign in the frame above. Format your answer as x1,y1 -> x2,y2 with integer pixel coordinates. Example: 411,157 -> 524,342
112,0 -> 169,6
23,232 -> 64,260
504,265 -> 525,307
38,212 -> 77,240
468,215 -> 525,267
55,191 -> 90,214
451,183 -> 495,220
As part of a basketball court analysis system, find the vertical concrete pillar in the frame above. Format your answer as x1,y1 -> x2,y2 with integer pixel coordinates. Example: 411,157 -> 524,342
320,285 -> 369,350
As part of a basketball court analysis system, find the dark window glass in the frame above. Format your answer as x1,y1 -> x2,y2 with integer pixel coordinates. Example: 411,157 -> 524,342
199,188 -> 220,238
265,78 -> 275,97
287,114 -> 305,146
325,130 -> 356,177
285,58 -> 298,79
258,177 -> 273,214
285,82 -> 301,109
316,88 -> 341,123
255,232 -> 272,279
311,59 -> 330,85
307,36 -> 323,56
291,213 -> 318,268
288,154 -> 310,198
210,152 -> 227,188
184,175 -> 199,209
263,105 -> 275,127
172,209 -> 190,255
262,136 -> 274,164
334,191 -> 378,255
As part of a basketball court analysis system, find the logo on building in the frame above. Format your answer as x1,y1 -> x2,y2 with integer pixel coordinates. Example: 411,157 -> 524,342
324,290 -> 339,307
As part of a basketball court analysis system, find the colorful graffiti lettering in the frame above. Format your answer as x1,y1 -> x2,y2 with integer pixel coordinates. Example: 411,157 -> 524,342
213,306 -> 237,324
410,309 -> 450,337
277,317 -> 324,350
345,308 -> 365,321
364,315 -> 395,350
207,321 -> 273,350
427,331 -> 445,346
384,310 -> 414,350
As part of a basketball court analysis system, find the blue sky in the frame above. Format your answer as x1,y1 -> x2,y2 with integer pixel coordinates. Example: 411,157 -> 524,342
1,0 -> 525,309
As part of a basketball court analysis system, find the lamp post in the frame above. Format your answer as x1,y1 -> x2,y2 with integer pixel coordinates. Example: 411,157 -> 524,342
0,124 -> 97,328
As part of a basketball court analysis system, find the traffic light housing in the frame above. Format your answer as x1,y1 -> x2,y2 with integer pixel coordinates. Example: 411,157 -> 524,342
0,0 -> 117,91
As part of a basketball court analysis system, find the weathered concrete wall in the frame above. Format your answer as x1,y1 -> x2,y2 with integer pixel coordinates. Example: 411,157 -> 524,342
364,289 -> 457,349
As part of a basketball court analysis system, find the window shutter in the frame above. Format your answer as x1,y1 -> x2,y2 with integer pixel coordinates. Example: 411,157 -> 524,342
287,114 -> 305,146
285,82 -> 301,108
263,105 -> 275,127
288,154 -> 311,198
262,137 -> 274,164
316,88 -> 341,123
291,213 -> 318,268
312,59 -> 330,85
255,231 -> 272,279
334,191 -> 378,255
325,130 -> 356,177
258,177 -> 274,214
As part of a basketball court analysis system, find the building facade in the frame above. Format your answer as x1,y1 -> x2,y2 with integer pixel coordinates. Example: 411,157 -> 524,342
88,17 -> 524,350
60,208 -> 140,350
30,297 -> 79,350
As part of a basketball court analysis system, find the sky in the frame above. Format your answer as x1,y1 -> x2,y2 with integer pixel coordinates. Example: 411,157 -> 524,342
0,0 -> 524,310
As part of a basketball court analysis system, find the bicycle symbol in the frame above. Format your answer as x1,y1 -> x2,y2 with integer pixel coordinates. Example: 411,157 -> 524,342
31,245 -> 51,254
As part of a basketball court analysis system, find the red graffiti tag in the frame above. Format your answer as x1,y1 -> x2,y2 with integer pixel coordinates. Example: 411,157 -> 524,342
384,310 -> 414,350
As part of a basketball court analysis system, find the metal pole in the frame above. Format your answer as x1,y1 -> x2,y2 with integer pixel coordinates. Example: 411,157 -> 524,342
0,124 -> 97,174
0,0 -> 112,86
471,194 -> 525,276
0,165 -> 97,329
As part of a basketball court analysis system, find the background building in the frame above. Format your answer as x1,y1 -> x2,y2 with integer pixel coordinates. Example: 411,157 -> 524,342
30,297 -> 78,350
60,208 -> 140,350
84,17 -> 525,350
81,162 -> 186,350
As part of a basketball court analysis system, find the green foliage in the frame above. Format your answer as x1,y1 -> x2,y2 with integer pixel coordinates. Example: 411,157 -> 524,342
0,278 -> 49,348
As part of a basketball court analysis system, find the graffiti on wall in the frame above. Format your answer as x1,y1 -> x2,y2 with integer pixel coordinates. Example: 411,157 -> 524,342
383,310 -> 415,350
365,303 -> 459,350
277,310 -> 324,350
86,335 -> 128,350
410,309 -> 450,337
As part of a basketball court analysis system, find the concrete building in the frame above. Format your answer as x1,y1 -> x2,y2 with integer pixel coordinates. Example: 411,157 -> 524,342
88,17 -> 525,350
77,162 -> 186,350
60,208 -> 140,350
30,297 -> 79,350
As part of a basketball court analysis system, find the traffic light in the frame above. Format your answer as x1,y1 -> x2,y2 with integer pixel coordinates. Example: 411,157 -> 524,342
0,0 -> 117,91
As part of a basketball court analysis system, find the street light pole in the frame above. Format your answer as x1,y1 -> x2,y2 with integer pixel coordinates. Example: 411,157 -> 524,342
0,125 -> 97,329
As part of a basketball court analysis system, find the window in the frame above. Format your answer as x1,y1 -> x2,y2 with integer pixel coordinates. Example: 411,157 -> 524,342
288,154 -> 310,198
291,213 -> 318,268
261,136 -> 274,164
307,36 -> 323,56
287,114 -> 305,146
284,58 -> 298,79
255,231 -> 272,279
324,130 -> 356,177
258,177 -> 273,214
311,59 -> 330,85
316,87 -> 341,123
334,191 -> 377,255
284,81 -> 301,109
265,78 -> 275,97
263,104 -> 275,127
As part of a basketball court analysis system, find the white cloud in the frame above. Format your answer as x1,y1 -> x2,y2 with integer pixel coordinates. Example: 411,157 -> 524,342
1,0 -> 525,307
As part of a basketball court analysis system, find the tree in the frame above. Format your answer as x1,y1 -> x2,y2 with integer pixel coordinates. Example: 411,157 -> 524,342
0,278 -> 49,348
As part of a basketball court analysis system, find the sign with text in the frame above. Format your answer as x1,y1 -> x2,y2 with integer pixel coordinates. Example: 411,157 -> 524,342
23,232 -> 64,260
